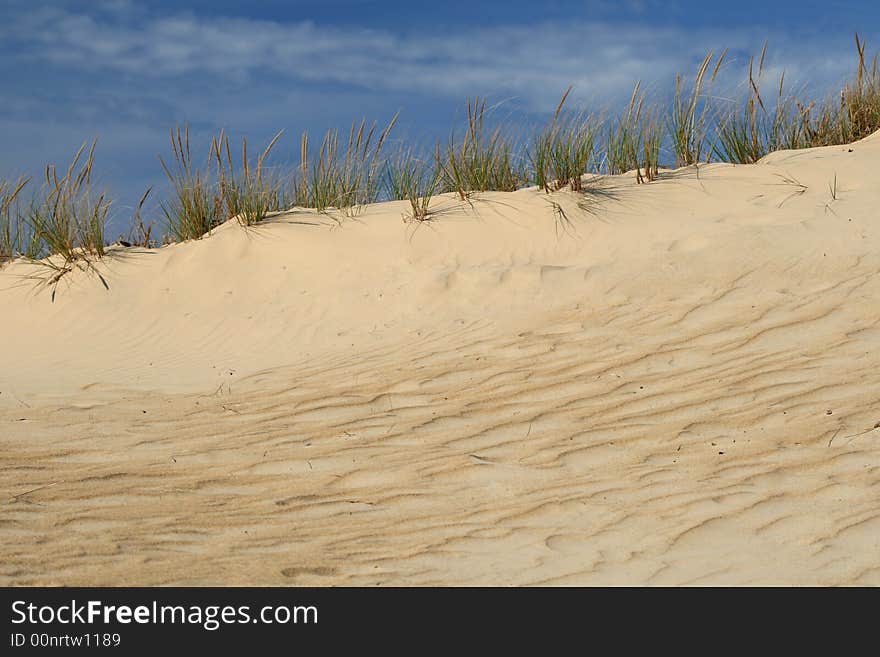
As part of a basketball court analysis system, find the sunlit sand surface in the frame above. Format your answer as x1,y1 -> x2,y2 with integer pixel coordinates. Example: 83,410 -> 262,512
2,134 -> 879,585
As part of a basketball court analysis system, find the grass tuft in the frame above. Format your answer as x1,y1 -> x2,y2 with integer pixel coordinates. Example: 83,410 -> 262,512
530,87 -> 599,192
713,44 -> 809,163
383,148 -> 440,221
125,187 -> 158,248
605,83 -> 662,182
671,50 -> 726,166
437,98 -> 527,199
12,140 -> 113,297
213,130 -> 285,226
802,34 -> 880,146
294,115 -> 398,216
1,177 -> 31,263
7,33 -> 879,258
160,125 -> 224,241
26,140 -> 110,262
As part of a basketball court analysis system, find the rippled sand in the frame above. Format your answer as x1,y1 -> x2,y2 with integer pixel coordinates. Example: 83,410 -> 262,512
2,134 -> 879,585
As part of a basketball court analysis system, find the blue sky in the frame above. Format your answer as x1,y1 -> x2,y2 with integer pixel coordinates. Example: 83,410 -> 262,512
1,0 -> 878,236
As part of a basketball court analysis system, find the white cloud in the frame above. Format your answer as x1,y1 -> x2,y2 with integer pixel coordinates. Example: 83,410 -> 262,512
3,5 -> 874,112
0,2 -> 876,235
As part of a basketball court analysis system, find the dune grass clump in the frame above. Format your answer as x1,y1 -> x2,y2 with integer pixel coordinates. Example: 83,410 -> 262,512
294,115 -> 398,216
123,187 -> 159,248
1,177 -> 32,263
383,148 -> 440,221
714,49 -> 780,164
162,126 -> 288,238
605,84 -> 643,175
801,35 -> 880,147
670,51 -> 726,167
840,36 -> 880,140
4,32 -> 876,262
604,83 -> 663,182
26,140 -> 110,262
213,130 -> 285,226
437,98 -> 527,199
711,37 -> 880,163
7,140 -> 113,296
530,87 -> 599,192
714,45 -> 810,163
637,112 -> 664,183
160,125 -> 225,241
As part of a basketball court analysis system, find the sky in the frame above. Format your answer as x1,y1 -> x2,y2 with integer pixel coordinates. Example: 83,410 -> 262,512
1,0 -> 878,236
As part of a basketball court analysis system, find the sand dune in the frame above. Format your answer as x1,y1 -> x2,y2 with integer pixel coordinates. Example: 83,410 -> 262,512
2,134 -> 879,585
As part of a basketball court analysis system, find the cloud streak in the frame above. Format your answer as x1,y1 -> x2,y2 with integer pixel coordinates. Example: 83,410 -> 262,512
3,4 -> 873,112
0,1 -> 876,233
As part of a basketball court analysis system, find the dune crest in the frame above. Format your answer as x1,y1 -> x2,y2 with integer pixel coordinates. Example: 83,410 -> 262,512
2,134 -> 879,585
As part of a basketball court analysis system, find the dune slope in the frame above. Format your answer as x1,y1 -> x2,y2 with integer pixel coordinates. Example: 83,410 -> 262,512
2,134 -> 879,585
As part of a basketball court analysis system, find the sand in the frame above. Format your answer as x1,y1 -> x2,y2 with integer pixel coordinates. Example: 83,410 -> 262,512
1,133 -> 879,586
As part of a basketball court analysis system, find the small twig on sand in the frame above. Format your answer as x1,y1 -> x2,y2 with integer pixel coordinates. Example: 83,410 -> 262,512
827,427 -> 842,447
842,424 -> 880,444
10,481 -> 60,502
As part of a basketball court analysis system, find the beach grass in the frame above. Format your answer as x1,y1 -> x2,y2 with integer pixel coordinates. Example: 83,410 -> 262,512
531,87 -> 599,192
0,140 -> 114,297
436,98 -> 527,199
802,35 -> 880,147
670,50 -> 726,167
160,125 -> 224,241
714,44 -> 809,163
213,130 -> 285,227
1,176 -> 31,263
125,187 -> 157,248
25,140 -> 110,262
2,34 -> 879,270
383,148 -> 440,221
294,115 -> 398,216
604,83 -> 662,182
